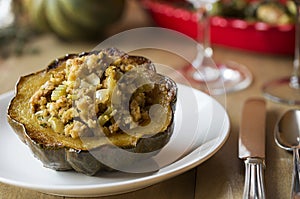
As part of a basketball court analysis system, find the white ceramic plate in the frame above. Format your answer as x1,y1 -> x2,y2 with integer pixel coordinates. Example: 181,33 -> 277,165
0,84 -> 230,197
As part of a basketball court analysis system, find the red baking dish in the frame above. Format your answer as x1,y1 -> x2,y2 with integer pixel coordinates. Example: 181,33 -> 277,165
141,0 -> 295,55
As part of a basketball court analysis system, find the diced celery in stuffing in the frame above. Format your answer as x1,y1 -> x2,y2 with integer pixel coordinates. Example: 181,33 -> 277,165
98,106 -> 113,126
48,116 -> 64,133
51,84 -> 67,101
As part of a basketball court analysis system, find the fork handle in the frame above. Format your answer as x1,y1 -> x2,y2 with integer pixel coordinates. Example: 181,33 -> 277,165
243,158 -> 266,199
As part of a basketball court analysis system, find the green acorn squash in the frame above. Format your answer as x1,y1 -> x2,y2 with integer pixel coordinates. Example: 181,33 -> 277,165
7,48 -> 177,175
20,0 -> 125,40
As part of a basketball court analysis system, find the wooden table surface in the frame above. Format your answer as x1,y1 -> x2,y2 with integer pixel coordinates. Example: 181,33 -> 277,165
0,1 -> 298,198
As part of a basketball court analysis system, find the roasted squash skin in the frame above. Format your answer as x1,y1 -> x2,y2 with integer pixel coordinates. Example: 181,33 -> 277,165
7,48 -> 177,176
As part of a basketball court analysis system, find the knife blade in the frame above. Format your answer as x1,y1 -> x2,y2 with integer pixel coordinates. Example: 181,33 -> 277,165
239,98 -> 266,199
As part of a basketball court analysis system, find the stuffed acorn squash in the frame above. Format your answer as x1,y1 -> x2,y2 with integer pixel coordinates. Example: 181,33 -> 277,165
7,48 -> 177,175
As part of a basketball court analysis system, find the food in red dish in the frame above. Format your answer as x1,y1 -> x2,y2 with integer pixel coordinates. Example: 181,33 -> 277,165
142,0 -> 295,55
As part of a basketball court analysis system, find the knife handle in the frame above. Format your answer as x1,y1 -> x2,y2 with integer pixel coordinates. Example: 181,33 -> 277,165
243,158 -> 266,199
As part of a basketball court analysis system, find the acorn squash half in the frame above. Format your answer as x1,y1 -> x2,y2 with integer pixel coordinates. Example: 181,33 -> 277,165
7,48 -> 177,175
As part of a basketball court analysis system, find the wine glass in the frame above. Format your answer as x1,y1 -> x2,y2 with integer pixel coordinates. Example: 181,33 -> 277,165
262,0 -> 300,105
183,0 -> 253,95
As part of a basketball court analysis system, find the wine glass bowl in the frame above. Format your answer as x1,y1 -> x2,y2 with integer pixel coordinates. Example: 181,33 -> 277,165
142,0 -> 253,95
181,0 -> 253,95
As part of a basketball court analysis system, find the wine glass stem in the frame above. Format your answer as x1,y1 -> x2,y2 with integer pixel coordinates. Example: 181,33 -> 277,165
196,4 -> 213,58
290,1 -> 300,89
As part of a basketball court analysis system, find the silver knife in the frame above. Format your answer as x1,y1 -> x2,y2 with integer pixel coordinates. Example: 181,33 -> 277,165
239,98 -> 267,199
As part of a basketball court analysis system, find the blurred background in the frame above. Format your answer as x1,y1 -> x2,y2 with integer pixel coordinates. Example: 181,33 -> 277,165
0,0 -> 296,59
